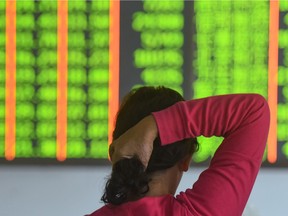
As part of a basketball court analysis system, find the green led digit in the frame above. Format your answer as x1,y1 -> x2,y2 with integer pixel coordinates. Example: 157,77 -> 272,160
38,13 -> 57,29
144,1 -> 183,12
68,0 -> 86,12
36,103 -> 56,120
68,103 -> 85,120
88,69 -> 109,84
35,105 -> 56,158
16,14 -> 35,30
0,1 -> 5,11
37,68 -> 57,84
280,0 -> 288,11
40,139 -> 56,158
141,68 -> 183,85
37,50 -> 57,67
67,139 -> 87,158
282,142 -> 288,159
91,0 -> 109,12
278,122 -> 288,141
15,120 -> 34,158
17,51 -> 35,66
17,1 -> 35,12
132,13 -> 183,31
88,104 -> 108,120
68,51 -> 87,67
68,87 -> 86,102
90,14 -> 109,29
67,122 -> 85,138
68,68 -> 86,85
90,31 -> 109,48
278,67 -> 287,85
0,101 -> 4,124
69,13 -> 87,30
89,122 -> 108,158
88,122 -> 108,146
36,121 -> 56,139
68,32 -> 86,48
283,86 -> 288,101
16,103 -> 34,120
89,87 -> 108,102
89,49 -> 109,66
37,86 -> 57,102
38,31 -> 57,48
141,32 -> 183,49
284,13 -> 288,26
0,34 -> 5,61
134,49 -> 183,68
17,67 -> 35,83
38,1 -> 58,12
15,140 -> 33,158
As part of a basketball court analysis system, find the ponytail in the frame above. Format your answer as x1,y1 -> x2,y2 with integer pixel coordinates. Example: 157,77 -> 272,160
101,157 -> 150,205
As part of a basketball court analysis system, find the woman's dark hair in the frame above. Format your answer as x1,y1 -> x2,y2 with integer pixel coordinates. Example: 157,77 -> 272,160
101,86 -> 198,205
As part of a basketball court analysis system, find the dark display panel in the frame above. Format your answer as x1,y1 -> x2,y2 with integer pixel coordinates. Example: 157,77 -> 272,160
0,0 -> 287,166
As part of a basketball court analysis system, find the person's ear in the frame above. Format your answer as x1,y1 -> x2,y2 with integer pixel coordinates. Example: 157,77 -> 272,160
178,155 -> 192,172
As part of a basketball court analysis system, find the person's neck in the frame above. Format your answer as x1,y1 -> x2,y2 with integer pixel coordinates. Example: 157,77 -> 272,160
145,165 -> 182,197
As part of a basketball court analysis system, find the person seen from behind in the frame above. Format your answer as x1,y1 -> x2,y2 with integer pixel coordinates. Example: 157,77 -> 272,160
87,86 -> 270,216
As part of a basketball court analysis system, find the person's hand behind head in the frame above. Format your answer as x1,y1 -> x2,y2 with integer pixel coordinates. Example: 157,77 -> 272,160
109,115 -> 158,169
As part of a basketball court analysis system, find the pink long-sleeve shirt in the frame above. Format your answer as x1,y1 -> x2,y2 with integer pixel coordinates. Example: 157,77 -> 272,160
88,94 -> 270,216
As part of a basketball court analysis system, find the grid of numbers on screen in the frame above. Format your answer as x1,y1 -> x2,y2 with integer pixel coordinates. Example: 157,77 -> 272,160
15,1 -> 58,158
191,1 -> 269,163
67,0 -> 109,158
193,1 -> 269,98
278,0 -> 288,161
132,0 -> 185,95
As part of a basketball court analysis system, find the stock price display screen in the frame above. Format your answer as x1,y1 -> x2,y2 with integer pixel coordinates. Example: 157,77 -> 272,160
1,0 -> 110,162
1,0 -> 288,166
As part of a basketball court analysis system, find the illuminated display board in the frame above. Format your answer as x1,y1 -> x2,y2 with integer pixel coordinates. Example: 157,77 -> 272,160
191,1 -> 270,163
120,1 -> 193,99
0,0 -> 287,166
1,0 -> 110,163
278,0 -> 288,164
66,0 -> 109,159
15,1 -> 58,158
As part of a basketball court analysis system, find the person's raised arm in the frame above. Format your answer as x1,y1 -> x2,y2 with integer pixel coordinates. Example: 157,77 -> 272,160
152,94 -> 270,216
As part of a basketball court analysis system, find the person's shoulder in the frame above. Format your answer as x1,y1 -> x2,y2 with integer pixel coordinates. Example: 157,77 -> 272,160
85,204 -> 125,216
85,205 -> 110,216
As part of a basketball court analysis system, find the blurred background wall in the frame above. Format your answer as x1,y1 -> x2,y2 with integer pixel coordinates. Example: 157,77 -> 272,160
0,166 -> 287,216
